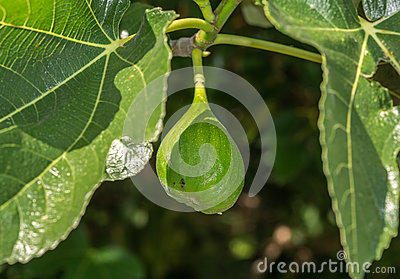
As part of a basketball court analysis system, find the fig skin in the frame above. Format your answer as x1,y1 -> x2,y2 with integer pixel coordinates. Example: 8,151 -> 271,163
156,101 -> 245,214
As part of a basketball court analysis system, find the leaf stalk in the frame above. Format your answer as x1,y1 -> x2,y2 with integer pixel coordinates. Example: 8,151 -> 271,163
167,18 -> 215,33
212,34 -> 322,63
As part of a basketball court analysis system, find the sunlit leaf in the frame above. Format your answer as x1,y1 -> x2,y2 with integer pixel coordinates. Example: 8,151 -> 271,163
0,0 -> 176,264
262,0 -> 400,277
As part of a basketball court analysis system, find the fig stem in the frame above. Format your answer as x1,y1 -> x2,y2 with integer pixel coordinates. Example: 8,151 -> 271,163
194,0 -> 242,49
192,48 -> 208,103
193,0 -> 215,22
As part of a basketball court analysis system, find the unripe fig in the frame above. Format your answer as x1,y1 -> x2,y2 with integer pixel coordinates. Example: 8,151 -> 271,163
156,96 -> 245,214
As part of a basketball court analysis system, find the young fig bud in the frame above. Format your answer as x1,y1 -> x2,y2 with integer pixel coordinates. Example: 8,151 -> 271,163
156,99 -> 245,214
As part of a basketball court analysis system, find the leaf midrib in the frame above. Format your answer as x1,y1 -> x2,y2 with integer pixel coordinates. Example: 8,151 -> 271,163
345,33 -> 368,262
0,20 -> 109,48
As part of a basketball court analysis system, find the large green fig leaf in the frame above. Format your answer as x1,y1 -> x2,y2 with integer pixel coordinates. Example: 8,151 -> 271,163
0,0 -> 176,264
262,0 -> 400,277
156,92 -> 245,215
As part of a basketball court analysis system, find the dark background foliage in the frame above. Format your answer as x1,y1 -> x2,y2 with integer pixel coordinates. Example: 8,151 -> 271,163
1,0 -> 399,278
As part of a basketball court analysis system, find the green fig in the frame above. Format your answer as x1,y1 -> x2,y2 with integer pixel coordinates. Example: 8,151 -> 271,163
156,86 -> 245,214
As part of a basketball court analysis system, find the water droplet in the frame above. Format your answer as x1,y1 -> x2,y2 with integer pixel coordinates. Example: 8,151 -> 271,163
105,136 -> 153,180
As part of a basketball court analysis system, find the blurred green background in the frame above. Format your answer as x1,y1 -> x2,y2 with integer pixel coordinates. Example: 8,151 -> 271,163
1,1 -> 399,278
